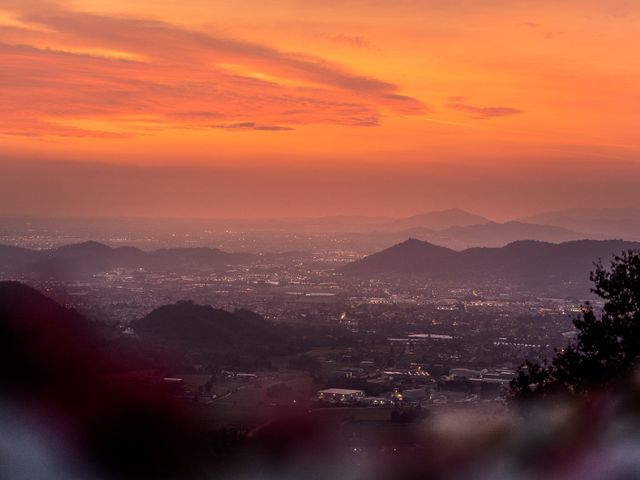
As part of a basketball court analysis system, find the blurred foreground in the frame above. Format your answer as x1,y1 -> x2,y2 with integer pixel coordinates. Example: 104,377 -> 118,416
2,281 -> 640,479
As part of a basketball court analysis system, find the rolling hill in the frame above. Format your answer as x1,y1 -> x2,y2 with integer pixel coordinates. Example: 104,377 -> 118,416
340,238 -> 640,286
0,241 -> 257,277
130,300 -> 282,351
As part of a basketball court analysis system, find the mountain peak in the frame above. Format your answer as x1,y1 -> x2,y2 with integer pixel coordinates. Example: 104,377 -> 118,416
130,300 -> 279,350
56,240 -> 112,253
395,238 -> 451,251
341,237 -> 455,275
393,208 -> 490,231
399,237 -> 425,245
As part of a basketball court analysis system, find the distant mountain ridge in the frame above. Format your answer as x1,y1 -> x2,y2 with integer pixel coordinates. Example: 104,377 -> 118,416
397,220 -> 588,250
340,238 -> 640,286
2,207 -> 639,266
520,208 -> 640,239
391,208 -> 490,231
276,207 -> 640,240
0,240 -> 257,278
269,208 -> 601,250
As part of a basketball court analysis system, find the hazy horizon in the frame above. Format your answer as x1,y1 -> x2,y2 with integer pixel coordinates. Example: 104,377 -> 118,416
2,157 -> 640,220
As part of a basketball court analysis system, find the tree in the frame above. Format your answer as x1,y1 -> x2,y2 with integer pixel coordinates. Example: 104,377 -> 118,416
509,250 -> 640,400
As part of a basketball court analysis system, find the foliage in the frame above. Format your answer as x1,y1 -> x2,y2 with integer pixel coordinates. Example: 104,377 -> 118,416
509,250 -> 640,400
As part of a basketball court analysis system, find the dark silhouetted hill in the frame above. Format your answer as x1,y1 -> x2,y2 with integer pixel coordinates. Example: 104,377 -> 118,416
340,239 -> 640,286
0,281 -> 213,478
31,241 -> 148,277
0,241 -> 258,277
340,238 -> 455,274
0,244 -> 38,270
0,281 -> 96,384
131,301 -> 281,351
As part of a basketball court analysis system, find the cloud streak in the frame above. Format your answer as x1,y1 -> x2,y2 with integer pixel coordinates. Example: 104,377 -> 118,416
446,98 -> 523,119
209,122 -> 293,131
0,1 -> 423,138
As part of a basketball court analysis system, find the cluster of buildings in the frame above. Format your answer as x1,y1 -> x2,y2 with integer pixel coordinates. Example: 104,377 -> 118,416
316,363 -> 515,408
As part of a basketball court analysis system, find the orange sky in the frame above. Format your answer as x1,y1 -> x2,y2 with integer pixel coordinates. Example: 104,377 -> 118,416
0,0 -> 639,217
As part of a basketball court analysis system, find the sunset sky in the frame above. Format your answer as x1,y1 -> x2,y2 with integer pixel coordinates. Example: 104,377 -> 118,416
1,0 -> 639,218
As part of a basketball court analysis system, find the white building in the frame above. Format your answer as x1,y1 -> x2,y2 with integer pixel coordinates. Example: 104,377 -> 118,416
317,388 -> 365,404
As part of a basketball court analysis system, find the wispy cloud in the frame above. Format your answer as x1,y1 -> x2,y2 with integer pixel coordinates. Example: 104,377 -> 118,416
209,122 -> 293,131
0,1 -> 423,138
316,32 -> 380,52
446,97 -> 523,119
